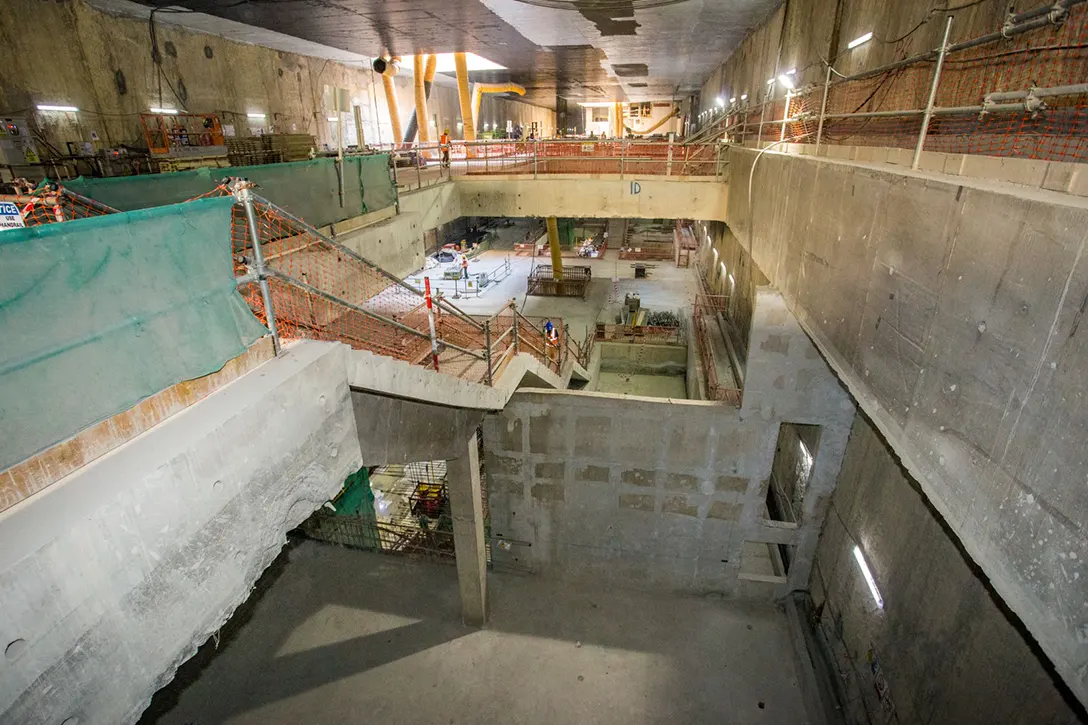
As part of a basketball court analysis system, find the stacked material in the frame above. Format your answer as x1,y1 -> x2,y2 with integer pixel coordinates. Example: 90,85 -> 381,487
269,134 -> 316,162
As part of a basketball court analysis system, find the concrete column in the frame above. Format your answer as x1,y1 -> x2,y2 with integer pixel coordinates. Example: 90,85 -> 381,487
447,429 -> 487,626
546,216 -> 564,279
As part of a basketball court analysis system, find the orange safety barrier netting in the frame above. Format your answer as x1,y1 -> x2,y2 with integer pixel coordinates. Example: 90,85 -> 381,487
756,3 -> 1088,162
231,194 -> 572,383
2,186 -> 119,226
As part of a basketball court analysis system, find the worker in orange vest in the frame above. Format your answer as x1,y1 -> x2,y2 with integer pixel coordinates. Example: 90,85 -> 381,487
440,128 -> 451,168
460,254 -> 469,280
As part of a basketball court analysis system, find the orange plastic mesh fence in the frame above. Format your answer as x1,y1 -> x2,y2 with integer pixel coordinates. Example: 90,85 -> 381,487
733,5 -> 1087,162
5,189 -> 118,226
234,197 -> 480,367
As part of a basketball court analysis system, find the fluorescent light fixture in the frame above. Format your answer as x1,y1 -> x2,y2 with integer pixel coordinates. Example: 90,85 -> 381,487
785,68 -> 796,75
36,104 -> 78,112
848,31 -> 874,49
778,74 -> 796,90
853,545 -> 884,609
716,97 -> 725,107
767,78 -> 775,85
741,93 -> 748,101
720,261 -> 727,277
401,52 -> 505,73
729,97 -> 736,103
728,273 -> 736,287
327,116 -> 339,122
247,112 -> 266,119
149,107 -> 178,115
799,440 -> 813,469
579,102 -> 615,108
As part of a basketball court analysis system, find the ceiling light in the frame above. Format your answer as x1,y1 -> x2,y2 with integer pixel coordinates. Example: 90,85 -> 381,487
848,31 -> 874,49
36,104 -> 78,112
579,102 -> 615,108
149,107 -> 177,115
785,68 -> 796,75
327,116 -> 339,121
741,93 -> 748,101
247,112 -> 266,119
777,74 -> 796,90
729,97 -> 736,103
767,78 -> 775,85
715,97 -> 725,107
400,52 -> 505,73
853,545 -> 884,609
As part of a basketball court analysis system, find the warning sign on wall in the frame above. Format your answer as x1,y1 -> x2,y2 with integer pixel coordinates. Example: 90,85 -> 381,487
0,201 -> 26,230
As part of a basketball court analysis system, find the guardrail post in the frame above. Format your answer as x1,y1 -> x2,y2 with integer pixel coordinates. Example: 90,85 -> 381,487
533,140 -> 539,178
424,276 -> 440,371
238,187 -> 280,354
620,139 -> 626,178
484,321 -> 494,385
666,136 -> 673,176
913,15 -> 954,170
815,64 -> 833,155
779,90 -> 792,143
511,304 -> 520,354
416,153 -> 423,190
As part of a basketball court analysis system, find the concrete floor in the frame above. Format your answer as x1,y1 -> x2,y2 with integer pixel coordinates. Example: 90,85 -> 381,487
145,541 -> 811,725
430,249 -> 698,345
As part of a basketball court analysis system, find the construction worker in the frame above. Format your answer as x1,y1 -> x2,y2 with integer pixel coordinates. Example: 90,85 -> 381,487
440,128 -> 451,168
460,254 -> 469,280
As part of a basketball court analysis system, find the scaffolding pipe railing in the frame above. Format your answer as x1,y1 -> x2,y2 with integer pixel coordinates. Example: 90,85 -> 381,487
692,0 -> 1087,164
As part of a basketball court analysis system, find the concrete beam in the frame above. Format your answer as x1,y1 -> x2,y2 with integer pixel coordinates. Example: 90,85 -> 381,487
448,428 -> 488,626
456,175 -> 729,221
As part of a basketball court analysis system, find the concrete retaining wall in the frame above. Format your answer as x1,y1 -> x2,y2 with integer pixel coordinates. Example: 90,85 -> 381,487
0,341 -> 361,725
813,414 -> 1082,724
726,145 -> 1088,704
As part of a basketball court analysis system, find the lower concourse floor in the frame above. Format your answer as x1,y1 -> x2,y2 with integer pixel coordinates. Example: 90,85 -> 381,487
141,540 -> 812,725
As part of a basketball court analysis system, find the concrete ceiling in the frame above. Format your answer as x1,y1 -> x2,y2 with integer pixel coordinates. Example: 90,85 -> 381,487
138,0 -> 781,108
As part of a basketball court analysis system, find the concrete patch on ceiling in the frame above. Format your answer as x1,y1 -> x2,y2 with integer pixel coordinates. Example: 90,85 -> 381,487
611,63 -> 649,77
573,0 -> 640,36
478,0 -> 779,102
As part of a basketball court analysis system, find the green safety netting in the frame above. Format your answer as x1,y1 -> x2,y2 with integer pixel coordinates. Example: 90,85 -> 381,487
0,196 -> 268,471
53,155 -> 396,229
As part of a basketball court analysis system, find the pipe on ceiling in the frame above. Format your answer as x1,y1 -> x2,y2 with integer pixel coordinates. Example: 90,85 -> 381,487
624,106 -> 681,135
454,52 -> 477,146
471,83 -> 527,127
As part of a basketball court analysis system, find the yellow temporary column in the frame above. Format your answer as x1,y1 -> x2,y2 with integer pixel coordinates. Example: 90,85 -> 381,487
382,73 -> 403,146
413,54 -> 430,145
547,216 -> 564,279
613,102 -> 624,138
454,52 -> 476,144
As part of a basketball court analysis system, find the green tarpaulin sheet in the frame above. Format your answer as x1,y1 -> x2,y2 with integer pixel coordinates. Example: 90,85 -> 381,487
0,197 -> 268,470
56,155 -> 396,229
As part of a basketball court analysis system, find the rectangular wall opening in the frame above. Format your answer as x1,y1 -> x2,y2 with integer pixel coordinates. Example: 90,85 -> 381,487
738,540 -> 793,584
762,422 -> 822,528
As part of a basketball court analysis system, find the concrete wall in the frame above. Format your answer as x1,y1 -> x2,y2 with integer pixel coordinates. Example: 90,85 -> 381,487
0,0 -> 552,157
813,413 -> 1083,724
725,144 -> 1088,706
0,341 -> 360,725
483,288 -> 854,596
458,176 -> 729,221
699,0 -> 1026,117
598,342 -> 687,376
